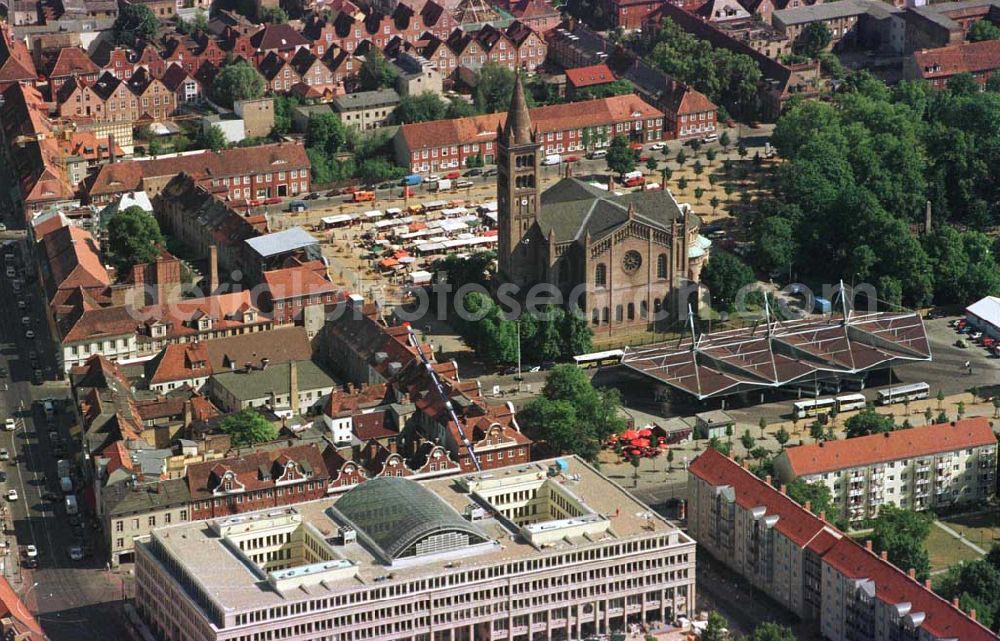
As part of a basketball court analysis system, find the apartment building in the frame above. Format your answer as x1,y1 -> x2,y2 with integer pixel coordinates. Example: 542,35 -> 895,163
135,457 -> 697,641
394,94 -> 664,173
773,419 -> 997,522
905,39 -> 1000,89
689,447 -> 996,641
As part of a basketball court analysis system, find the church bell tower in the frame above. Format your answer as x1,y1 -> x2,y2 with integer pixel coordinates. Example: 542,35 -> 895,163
496,72 -> 541,287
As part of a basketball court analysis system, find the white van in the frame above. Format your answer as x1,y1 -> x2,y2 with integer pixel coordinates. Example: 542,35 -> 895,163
702,133 -> 718,143
542,154 -> 562,166
64,494 -> 78,515
588,149 -> 607,160
431,179 -> 452,192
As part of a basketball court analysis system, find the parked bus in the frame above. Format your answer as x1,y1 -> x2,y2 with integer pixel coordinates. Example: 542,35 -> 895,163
573,349 -> 624,369
877,382 -> 930,406
792,397 -> 835,419
835,393 -> 867,412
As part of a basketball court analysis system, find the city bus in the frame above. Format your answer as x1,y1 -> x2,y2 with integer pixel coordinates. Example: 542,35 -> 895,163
792,397 -> 836,419
876,382 -> 930,406
573,349 -> 624,369
834,393 -> 867,412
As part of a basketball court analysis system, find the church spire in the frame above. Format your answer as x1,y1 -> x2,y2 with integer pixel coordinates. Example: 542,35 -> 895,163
502,71 -> 533,146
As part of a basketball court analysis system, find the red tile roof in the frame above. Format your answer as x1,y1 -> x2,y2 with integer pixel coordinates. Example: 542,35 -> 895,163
40,225 -> 112,299
148,341 -> 211,385
48,46 -> 99,79
781,418 -> 997,478
250,23 -> 311,51
0,27 -> 37,84
398,94 -> 664,151
87,143 -> 310,197
0,575 -> 45,640
672,85 -> 716,115
565,64 -> 616,88
263,260 -> 340,301
913,39 -> 1000,79
689,447 -> 837,547
185,443 -> 327,500
691,448 -> 997,641
822,536 -> 998,641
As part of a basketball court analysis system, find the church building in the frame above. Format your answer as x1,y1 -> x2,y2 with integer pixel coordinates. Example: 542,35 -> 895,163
496,75 -> 708,332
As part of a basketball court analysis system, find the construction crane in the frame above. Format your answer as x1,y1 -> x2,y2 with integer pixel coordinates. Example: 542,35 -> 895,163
406,325 -> 482,472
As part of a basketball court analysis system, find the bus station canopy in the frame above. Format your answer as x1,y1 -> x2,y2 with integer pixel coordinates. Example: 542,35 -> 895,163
620,311 -> 931,400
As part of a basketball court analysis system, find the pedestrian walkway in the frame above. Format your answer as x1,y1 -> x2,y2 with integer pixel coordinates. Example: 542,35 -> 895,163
934,519 -> 988,555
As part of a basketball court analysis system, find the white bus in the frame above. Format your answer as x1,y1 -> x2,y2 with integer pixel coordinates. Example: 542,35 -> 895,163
877,382 -> 930,406
792,397 -> 836,419
835,393 -> 867,412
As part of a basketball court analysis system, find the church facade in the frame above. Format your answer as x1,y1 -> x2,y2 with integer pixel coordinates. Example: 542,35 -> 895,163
496,76 -> 708,333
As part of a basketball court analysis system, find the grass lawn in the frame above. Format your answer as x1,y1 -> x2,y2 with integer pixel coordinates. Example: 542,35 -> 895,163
925,523 -> 982,572
940,511 -> 1000,552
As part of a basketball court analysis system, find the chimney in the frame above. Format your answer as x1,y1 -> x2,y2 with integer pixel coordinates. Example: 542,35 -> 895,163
289,361 -> 299,416
907,568 -> 916,580
779,484 -> 786,495
953,598 -> 961,608
971,609 -> 977,622
765,474 -> 772,486
183,400 -> 192,427
880,550 -> 888,561
388,437 -> 397,454
208,245 -> 219,295
865,540 -> 872,551
109,133 -> 116,163
741,459 -> 749,470
803,500 -> 812,513
818,511 -> 825,522
924,579 -> 932,589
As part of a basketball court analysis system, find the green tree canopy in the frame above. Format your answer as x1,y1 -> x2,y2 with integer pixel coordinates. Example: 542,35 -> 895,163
872,506 -> 932,581
968,19 -> 1000,41
199,124 -> 227,151
702,612 -> 729,641
106,206 -> 164,273
113,4 -> 158,46
395,92 -> 447,124
474,63 -> 522,113
843,408 -> 894,438
701,250 -> 755,310
787,479 -> 834,518
219,409 -> 278,447
518,365 -> 624,460
749,623 -> 796,641
605,135 -> 636,177
795,22 -> 832,58
306,112 -> 347,156
359,48 -> 398,91
211,61 -> 265,108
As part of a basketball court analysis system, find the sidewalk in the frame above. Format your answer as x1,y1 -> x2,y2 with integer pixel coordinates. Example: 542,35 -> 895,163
934,520 -> 988,555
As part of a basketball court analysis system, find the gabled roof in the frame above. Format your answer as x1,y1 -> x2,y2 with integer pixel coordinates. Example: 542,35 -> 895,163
262,260 -> 340,301
966,295 -> 1000,327
257,51 -> 290,81
565,63 -> 616,88
913,38 -> 1000,79
48,45 -> 99,78
160,63 -> 192,92
779,418 -> 997,478
186,444 -> 327,500
0,27 -> 38,83
40,224 -> 111,297
250,23 -> 310,50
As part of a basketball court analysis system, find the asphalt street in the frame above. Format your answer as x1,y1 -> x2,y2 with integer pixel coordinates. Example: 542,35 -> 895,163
0,239 -> 129,640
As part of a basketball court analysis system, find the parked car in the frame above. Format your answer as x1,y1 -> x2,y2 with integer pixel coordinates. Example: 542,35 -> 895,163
24,545 -> 37,559
24,329 -> 34,339
339,185 -> 359,195
971,331 -> 984,340
463,168 -> 483,177
67,544 -> 83,561
426,174 -> 442,183
3,419 -> 13,432
483,168 -> 498,177
650,142 -> 665,151
955,339 -> 969,348
444,171 -> 460,180
1,449 -> 10,461
7,490 -> 17,501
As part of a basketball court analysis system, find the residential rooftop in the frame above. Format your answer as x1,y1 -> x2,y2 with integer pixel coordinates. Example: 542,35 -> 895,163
142,457 -> 690,611
209,360 -> 338,401
778,417 -> 997,477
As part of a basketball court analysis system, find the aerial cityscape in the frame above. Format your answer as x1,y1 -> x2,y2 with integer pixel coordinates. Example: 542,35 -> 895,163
0,0 -> 998,637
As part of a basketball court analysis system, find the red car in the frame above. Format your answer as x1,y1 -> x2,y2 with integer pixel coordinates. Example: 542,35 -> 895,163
263,197 -> 282,205
564,156 -> 580,163
339,185 -> 359,195
444,171 -> 460,180
629,142 -> 643,151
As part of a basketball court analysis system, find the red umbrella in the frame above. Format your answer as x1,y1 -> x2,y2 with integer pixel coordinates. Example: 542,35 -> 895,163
638,428 -> 652,437
622,429 -> 639,440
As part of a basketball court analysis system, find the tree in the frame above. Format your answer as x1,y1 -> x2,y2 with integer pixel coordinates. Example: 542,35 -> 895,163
924,406 -> 934,424
701,250 -> 755,310
474,63 -> 518,113
702,612 -> 729,641
937,389 -> 946,410
749,623 -> 796,641
106,206 -> 164,273
646,157 -> 658,172
706,148 -> 718,164
257,6 -> 288,22
212,61 -> 265,108
719,131 -> 731,150
787,479 -> 834,518
631,456 -> 641,485
678,176 -> 689,191
809,420 -> 825,441
795,22 -> 832,58
993,396 -> 1000,418
968,19 -> 1000,41
675,148 -> 688,167
306,112 -> 347,156
775,427 -> 790,448
737,142 -> 748,159
690,139 -> 703,156
948,72 -> 980,96
606,135 -> 636,177
740,429 -> 755,452
359,48 -> 398,91
113,3 -> 158,46
872,506 -> 932,581
219,409 -> 278,447
394,92 -> 446,124
693,160 -> 704,176
666,449 -> 675,468
758,417 -> 767,437
519,365 -> 625,461
357,158 -> 406,184
199,124 -> 227,151
958,400 -> 966,419
446,96 -> 479,118
694,186 -> 705,203
844,408 -> 894,438
710,195 -> 721,214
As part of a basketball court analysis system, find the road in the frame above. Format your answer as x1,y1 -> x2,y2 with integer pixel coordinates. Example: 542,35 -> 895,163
0,240 -> 130,640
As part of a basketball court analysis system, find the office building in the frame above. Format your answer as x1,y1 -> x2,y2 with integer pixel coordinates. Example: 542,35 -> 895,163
135,457 -> 697,641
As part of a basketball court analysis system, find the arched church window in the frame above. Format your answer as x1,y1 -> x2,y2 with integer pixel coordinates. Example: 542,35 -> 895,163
657,254 -> 668,279
595,263 -> 607,287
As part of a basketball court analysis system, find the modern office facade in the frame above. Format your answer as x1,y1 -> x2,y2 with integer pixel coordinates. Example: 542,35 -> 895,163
689,448 -> 995,641
134,457 -> 697,641
773,418 -> 997,522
